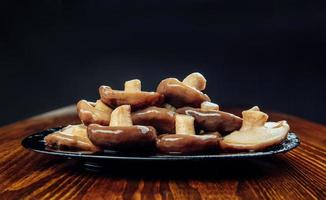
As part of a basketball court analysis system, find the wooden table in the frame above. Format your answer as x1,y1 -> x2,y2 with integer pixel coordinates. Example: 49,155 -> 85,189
0,106 -> 325,200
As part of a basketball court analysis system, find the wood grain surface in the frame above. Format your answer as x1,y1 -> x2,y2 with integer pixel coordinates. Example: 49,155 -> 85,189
0,106 -> 325,200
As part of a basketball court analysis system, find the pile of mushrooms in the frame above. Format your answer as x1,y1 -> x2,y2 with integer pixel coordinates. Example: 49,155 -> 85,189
88,105 -> 157,151
44,72 -> 290,154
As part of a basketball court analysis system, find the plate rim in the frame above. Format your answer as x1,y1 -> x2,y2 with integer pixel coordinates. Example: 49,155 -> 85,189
21,128 -> 300,161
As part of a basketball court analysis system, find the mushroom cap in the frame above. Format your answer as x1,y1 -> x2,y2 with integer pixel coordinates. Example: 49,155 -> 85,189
176,107 -> 242,134
156,78 -> 210,108
44,125 -> 100,152
87,124 -> 157,151
156,133 -> 221,154
182,72 -> 207,91
131,106 -> 176,134
220,107 -> 290,151
99,86 -> 164,110
77,100 -> 111,126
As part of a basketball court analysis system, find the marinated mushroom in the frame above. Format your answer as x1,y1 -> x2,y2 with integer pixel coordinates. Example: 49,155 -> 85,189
176,102 -> 242,134
131,106 -> 176,134
220,106 -> 290,151
87,105 -> 157,151
99,79 -> 164,110
43,72 -> 294,156
77,99 -> 112,126
156,114 -> 221,154
156,72 -> 210,108
44,124 -> 100,152
200,101 -> 219,111
182,72 -> 207,91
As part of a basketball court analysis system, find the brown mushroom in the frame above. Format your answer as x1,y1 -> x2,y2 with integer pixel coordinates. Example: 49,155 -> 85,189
156,72 -> 210,108
87,105 -> 157,151
220,106 -> 290,151
131,106 -> 176,134
156,114 -> 221,154
44,124 -> 100,152
99,79 -> 164,110
157,134 -> 221,155
176,103 -> 242,134
77,99 -> 112,126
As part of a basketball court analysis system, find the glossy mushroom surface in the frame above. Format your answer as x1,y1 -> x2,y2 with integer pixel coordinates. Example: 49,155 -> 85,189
87,124 -> 157,151
156,78 -> 210,108
87,105 -> 158,151
157,133 -> 221,154
131,106 -> 176,134
156,114 -> 221,154
177,107 -> 242,133
77,100 -> 112,126
44,125 -> 100,152
99,83 -> 163,110
182,72 -> 207,91
220,106 -> 290,151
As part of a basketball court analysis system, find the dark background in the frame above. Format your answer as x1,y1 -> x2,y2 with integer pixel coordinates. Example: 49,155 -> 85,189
1,0 -> 325,125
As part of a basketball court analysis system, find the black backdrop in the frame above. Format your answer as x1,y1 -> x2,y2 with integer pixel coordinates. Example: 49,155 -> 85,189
1,0 -> 325,125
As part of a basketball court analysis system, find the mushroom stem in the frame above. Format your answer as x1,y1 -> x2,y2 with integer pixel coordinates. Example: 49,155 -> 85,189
77,100 -> 112,126
109,105 -> 133,127
201,101 -> 219,111
182,72 -> 207,91
95,100 -> 112,113
175,114 -> 195,135
124,79 -> 141,92
241,106 -> 268,131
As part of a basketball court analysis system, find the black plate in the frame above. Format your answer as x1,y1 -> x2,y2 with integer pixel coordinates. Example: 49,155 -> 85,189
21,127 -> 300,162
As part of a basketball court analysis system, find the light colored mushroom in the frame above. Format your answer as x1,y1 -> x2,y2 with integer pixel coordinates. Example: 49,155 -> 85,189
77,99 -> 112,126
175,114 -> 196,135
156,73 -> 210,108
99,79 -> 163,110
109,105 -> 132,127
220,106 -> 290,151
44,124 -> 100,152
95,100 -> 112,113
182,72 -> 207,91
201,101 -> 219,111
124,79 -> 141,92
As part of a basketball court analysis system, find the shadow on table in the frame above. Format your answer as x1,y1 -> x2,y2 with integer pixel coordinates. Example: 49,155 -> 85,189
75,155 -> 291,181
